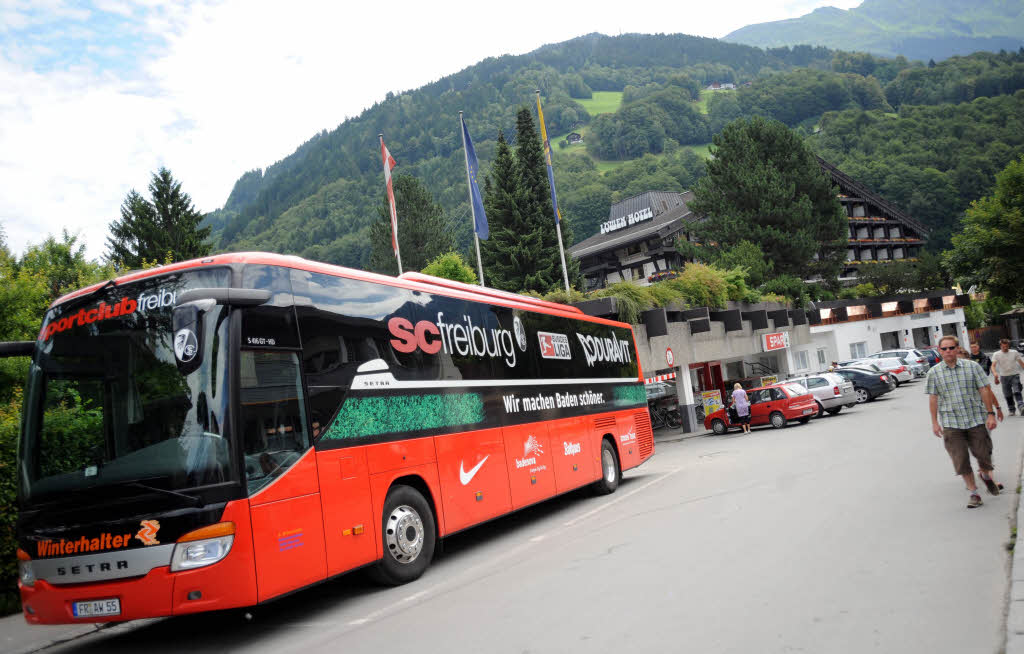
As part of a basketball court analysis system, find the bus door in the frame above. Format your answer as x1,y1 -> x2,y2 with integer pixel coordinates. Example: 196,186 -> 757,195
502,422 -> 556,509
290,268 -> 385,576
239,266 -> 327,602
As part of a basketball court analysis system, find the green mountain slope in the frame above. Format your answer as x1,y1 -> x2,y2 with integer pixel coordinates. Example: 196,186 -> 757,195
209,33 -> 835,269
723,0 -> 1024,61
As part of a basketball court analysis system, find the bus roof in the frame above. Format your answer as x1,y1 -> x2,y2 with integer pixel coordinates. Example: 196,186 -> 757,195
398,271 -> 582,315
51,252 -> 621,327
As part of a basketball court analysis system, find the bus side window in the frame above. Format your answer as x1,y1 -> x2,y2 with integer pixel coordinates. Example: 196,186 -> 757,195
240,350 -> 311,494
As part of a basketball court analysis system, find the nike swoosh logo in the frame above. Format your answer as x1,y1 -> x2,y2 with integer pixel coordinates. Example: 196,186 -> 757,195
459,455 -> 489,486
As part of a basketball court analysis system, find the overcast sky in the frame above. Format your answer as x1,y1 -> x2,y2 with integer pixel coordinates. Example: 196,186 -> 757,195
0,0 -> 862,260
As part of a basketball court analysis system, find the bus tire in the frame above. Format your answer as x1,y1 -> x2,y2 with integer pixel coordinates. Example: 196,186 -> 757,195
372,485 -> 436,586
591,439 -> 621,496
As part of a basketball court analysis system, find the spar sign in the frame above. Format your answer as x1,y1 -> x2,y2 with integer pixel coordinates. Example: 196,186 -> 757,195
762,332 -> 790,352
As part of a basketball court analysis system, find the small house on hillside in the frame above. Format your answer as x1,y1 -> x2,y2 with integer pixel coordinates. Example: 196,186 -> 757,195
567,132 -> 583,144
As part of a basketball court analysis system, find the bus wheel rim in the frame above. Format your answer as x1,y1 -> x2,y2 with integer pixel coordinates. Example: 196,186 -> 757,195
602,446 -> 616,482
386,504 -> 424,564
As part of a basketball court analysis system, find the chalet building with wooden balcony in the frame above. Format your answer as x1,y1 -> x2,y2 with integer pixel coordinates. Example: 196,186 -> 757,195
816,157 -> 929,283
567,160 -> 927,291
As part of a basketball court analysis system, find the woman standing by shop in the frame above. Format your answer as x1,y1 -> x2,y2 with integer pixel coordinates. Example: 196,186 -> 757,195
732,383 -> 751,434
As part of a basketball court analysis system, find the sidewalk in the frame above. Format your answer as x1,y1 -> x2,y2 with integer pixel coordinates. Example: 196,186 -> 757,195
653,422 -> 705,444
1003,415 -> 1024,653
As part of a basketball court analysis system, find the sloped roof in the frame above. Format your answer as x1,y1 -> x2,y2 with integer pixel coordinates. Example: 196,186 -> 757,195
570,191 -> 695,259
817,156 -> 929,237
608,191 -> 688,220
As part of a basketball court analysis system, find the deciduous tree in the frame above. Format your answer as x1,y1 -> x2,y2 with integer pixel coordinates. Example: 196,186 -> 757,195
689,116 -> 847,280
947,156 -> 1024,303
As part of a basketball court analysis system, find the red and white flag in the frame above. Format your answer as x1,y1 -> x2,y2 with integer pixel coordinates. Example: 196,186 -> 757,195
380,137 -> 401,272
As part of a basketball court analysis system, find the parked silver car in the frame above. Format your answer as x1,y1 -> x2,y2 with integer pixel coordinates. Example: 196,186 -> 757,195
838,357 -> 913,384
787,372 -> 857,417
865,349 -> 930,377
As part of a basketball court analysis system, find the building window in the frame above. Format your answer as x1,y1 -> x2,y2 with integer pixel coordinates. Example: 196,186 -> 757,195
795,350 -> 810,370
817,348 -> 828,367
850,342 -> 868,358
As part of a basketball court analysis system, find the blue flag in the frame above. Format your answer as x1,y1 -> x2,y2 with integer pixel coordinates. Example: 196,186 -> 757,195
462,118 -> 489,240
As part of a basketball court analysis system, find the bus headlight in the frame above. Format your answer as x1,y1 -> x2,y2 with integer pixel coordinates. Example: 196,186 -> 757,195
170,522 -> 235,572
17,549 -> 35,587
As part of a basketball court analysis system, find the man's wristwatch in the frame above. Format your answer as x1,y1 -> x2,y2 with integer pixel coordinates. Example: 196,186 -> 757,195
988,411 -> 996,415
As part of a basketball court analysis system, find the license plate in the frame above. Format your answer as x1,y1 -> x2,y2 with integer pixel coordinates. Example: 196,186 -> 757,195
802,409 -> 813,415
72,598 -> 120,618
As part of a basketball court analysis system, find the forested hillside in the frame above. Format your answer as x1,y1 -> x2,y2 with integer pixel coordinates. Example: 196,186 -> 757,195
724,0 -> 1024,61
208,33 -> 834,269
211,33 -> 1024,269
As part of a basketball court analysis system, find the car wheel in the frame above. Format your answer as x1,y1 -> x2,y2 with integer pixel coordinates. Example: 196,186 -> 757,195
711,418 -> 727,435
770,411 -> 787,429
826,406 -> 842,416
591,439 -> 620,496
798,416 -> 811,424
814,400 -> 825,419
855,387 -> 869,403
372,485 -> 436,586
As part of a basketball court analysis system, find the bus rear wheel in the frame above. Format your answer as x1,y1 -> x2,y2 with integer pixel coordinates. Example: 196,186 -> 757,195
373,485 -> 436,586
591,439 -> 620,496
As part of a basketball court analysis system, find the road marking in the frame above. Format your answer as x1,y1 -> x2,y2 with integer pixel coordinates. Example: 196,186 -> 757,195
562,468 -> 682,528
333,468 -> 681,635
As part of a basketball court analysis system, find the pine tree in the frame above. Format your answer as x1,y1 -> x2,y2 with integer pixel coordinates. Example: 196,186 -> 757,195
481,112 -> 581,294
368,174 -> 455,275
106,168 -> 211,269
480,131 -> 543,291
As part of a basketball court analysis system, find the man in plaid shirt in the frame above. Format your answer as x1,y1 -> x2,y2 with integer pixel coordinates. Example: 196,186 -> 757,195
926,335 -> 1001,508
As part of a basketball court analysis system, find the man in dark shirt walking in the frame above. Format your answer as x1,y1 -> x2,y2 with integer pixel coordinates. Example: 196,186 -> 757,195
970,342 -> 992,374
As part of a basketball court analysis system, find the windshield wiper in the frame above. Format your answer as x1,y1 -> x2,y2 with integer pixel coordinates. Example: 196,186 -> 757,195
58,279 -> 116,313
123,482 -> 205,508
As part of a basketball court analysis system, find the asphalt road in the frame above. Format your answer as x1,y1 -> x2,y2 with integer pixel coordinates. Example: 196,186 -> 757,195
36,380 -> 1024,654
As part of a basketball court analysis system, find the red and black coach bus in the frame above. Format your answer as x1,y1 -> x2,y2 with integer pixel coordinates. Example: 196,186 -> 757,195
14,252 -> 654,624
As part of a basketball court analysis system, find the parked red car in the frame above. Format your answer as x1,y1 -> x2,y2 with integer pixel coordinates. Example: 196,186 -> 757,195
704,383 -> 818,434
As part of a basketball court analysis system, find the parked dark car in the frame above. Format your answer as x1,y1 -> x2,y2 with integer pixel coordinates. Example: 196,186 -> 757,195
919,348 -> 941,367
832,366 -> 897,403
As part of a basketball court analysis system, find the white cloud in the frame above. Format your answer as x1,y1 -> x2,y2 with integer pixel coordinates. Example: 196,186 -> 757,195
1,0 -> 863,261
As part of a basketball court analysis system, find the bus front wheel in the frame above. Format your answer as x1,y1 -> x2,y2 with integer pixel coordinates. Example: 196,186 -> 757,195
373,485 -> 436,586
591,439 -> 620,496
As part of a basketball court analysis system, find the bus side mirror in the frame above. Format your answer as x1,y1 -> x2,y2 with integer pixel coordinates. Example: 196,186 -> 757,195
172,299 -> 215,375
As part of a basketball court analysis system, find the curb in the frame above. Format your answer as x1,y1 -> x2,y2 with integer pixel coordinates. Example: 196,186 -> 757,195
1005,433 -> 1024,654
653,430 -> 707,445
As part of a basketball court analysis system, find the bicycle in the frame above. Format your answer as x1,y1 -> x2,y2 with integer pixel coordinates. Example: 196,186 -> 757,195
648,400 -> 683,430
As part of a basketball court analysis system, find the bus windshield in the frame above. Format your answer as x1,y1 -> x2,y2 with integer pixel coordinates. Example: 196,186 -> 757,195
19,268 -> 233,506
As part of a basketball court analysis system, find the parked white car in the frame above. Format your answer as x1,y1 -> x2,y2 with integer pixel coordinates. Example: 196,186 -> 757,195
786,372 -> 857,417
865,349 -> 930,377
851,357 -> 913,384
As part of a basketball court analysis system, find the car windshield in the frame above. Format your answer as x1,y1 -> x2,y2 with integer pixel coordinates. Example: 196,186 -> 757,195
19,268 -> 233,505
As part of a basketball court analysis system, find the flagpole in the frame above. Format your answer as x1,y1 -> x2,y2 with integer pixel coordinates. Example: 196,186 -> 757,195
459,111 -> 485,286
380,133 -> 402,275
536,90 -> 571,295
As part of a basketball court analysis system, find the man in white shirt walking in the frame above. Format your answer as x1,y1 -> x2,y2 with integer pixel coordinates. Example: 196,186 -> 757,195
991,339 -> 1024,416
